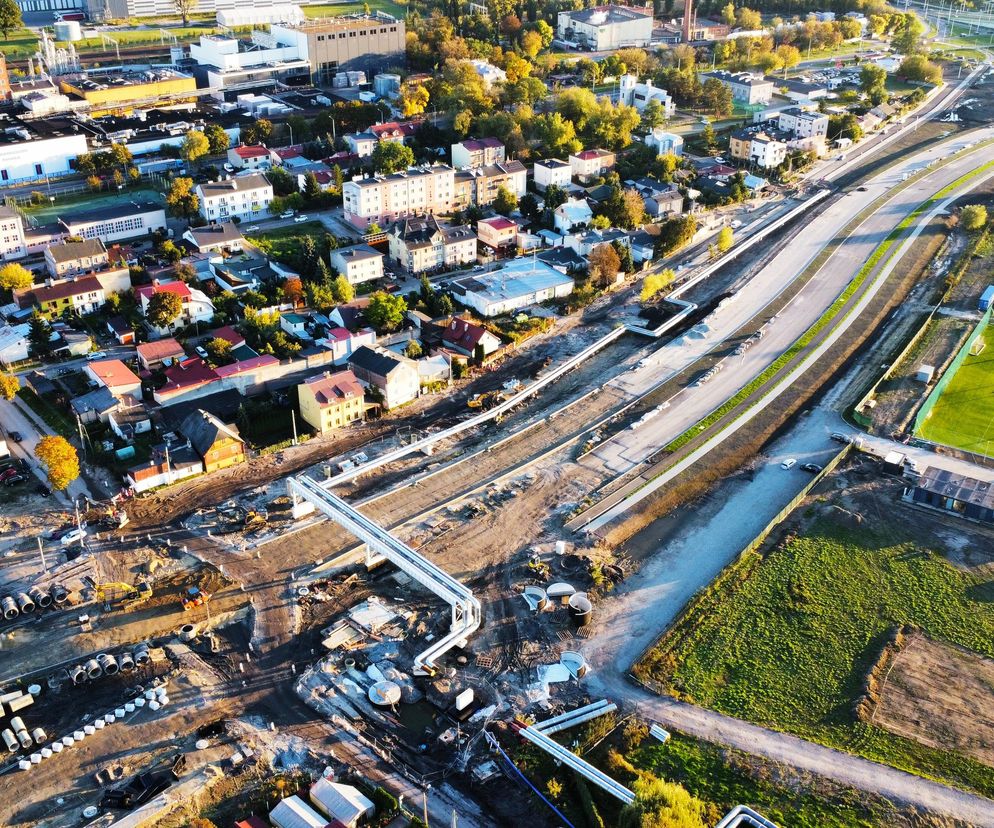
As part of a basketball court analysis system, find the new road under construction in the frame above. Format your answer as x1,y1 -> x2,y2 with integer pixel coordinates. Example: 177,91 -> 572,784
3,69 -> 994,828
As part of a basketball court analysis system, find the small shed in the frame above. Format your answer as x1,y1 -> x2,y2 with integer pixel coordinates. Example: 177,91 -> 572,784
309,779 -> 375,827
915,364 -> 935,384
980,285 -> 994,312
269,795 -> 330,828
883,450 -> 906,475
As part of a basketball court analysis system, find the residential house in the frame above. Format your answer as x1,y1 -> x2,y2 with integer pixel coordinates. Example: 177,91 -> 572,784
344,131 -> 377,158
136,338 -> 186,371
297,369 -> 366,434
0,322 -> 29,365
748,132 -> 787,169
451,138 -> 505,170
22,275 -> 105,318
71,386 -> 119,424
153,357 -> 220,406
470,59 -> 506,87
105,315 -> 135,345
180,409 -> 245,473
227,144 -> 272,170
126,441 -> 202,493
84,359 -> 142,400
108,403 -> 152,441
316,326 -> 376,365
456,161 -> 528,207
554,197 -> 594,234
183,222 -> 245,254
618,75 -> 675,117
45,237 -> 108,278
701,70 -> 774,105
135,281 -> 215,337
348,344 -> 420,409
644,127 -> 684,156
628,178 -> 683,218
196,174 -> 274,223
208,324 -> 245,349
476,216 -> 518,254
342,165 -> 455,229
388,215 -> 477,274
441,316 -> 502,358
369,121 -> 419,144
533,158 -> 572,192
0,206 -> 26,260
564,227 -> 630,257
281,312 -> 312,341
777,107 -> 829,139
329,244 -> 384,286
569,149 -> 616,184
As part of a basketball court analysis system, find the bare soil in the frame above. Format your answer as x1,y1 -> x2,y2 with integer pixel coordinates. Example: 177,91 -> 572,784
874,633 -> 994,768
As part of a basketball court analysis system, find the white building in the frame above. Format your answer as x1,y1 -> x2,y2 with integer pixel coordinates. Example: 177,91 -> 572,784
0,127 -> 88,184
470,59 -> 506,87
644,127 -> 684,156
451,137 -> 505,170
188,32 -> 310,98
309,778 -> 375,828
452,258 -> 574,317
344,131 -> 377,158
195,173 -> 274,223
342,165 -> 455,229
0,207 -> 26,260
748,132 -> 787,168
618,75 -> 675,117
777,107 -> 829,139
329,243 -> 384,285
59,200 -> 167,244
388,215 -> 476,274
569,149 -> 616,184
135,281 -> 215,337
0,322 -> 29,365
557,5 -> 653,50
702,70 -> 775,106
554,197 -> 594,234
532,158 -> 572,192
269,794 -> 328,828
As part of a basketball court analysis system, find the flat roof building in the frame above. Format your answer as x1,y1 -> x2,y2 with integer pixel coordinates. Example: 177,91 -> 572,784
557,4 -> 653,50
58,200 -> 167,244
59,69 -> 197,116
451,257 -> 574,317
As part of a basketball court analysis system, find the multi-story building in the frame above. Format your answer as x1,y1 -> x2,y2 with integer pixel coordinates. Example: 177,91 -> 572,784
298,369 -> 366,434
0,206 -> 26,260
344,131 -> 377,158
730,129 -> 787,168
644,127 -> 684,156
701,70 -> 774,106
196,173 -> 274,223
0,54 -> 11,102
188,32 -> 310,98
58,200 -> 167,244
388,215 -> 477,274
329,243 -> 384,285
777,107 -> 829,139
476,216 -> 518,253
532,158 -> 571,192
342,165 -> 454,229
451,138 -> 505,170
271,14 -> 405,84
227,145 -> 272,170
557,5 -> 653,50
618,75 -> 675,117
21,275 -> 105,318
452,161 -> 527,208
45,238 -> 108,278
180,409 -> 245,473
0,113 -> 89,183
569,149 -> 616,184
59,69 -> 197,116
347,345 -> 419,409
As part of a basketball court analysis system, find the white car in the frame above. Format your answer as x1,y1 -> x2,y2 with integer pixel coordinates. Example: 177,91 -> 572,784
280,210 -> 294,219
86,351 -> 107,361
195,346 -> 209,359
60,526 -> 88,547
781,458 -> 797,470
223,163 -> 234,173
246,225 -> 260,233
294,214 -> 309,223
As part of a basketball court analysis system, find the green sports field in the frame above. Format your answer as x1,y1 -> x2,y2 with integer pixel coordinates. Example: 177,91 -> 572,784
917,324 -> 994,456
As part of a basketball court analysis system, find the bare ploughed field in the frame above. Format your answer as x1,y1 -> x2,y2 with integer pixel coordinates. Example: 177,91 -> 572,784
874,632 -> 994,767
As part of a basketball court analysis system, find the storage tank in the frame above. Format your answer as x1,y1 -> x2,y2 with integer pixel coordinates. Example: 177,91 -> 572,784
97,653 -> 118,676
28,586 -> 52,609
1,596 -> 18,619
53,20 -> 82,41
14,592 -> 34,614
568,592 -> 592,627
368,681 -> 402,706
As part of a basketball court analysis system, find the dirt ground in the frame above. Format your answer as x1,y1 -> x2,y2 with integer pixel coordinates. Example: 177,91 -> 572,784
874,633 -> 994,768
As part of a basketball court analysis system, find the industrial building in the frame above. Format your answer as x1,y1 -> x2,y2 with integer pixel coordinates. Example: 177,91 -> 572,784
451,257 -> 574,317
910,467 -> 994,525
557,5 -> 654,50
0,113 -> 89,183
272,13 -> 405,84
188,32 -> 311,98
59,69 -> 197,116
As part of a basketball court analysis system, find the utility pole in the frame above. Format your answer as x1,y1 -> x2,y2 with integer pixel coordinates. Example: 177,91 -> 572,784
291,410 -> 298,446
76,413 -> 87,460
36,537 -> 47,574
74,498 -> 84,554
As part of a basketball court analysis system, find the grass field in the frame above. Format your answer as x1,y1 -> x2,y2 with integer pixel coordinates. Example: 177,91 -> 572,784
246,222 -> 328,263
917,323 -> 994,455
636,509 -> 994,797
23,188 -> 162,224
304,0 -> 407,18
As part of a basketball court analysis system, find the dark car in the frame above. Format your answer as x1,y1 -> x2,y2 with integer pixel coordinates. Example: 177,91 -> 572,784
4,473 -> 27,486
0,467 -> 20,483
35,484 -> 51,498
8,431 -> 22,442
0,458 -> 26,473
801,463 -> 823,473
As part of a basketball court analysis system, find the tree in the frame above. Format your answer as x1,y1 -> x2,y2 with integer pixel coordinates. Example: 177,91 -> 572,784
961,204 -> 988,231
303,171 -> 321,201
204,337 -> 233,366
618,775 -> 707,828
775,44 -> 801,78
366,291 -> 407,332
405,339 -> 423,359
241,118 -> 273,146
519,193 -> 540,222
641,268 -> 675,302
172,0 -> 197,25
716,225 -> 733,253
159,239 -> 182,263
588,243 -> 621,288
109,143 -> 133,168
398,84 -> 430,117
372,141 -> 414,175
521,30 -> 543,59
166,177 -> 199,219
736,6 -> 762,30
0,262 -> 32,292
331,274 -> 355,303
892,13 -> 924,55
493,185 -> 518,215
720,2 -> 735,25
590,214 -> 612,230
146,291 -> 183,329
35,435 -> 79,492
284,277 -> 304,307
0,0 -> 25,39
204,123 -> 230,154
829,113 -> 862,143
0,369 -> 18,400
699,78 -> 732,117
899,54 -> 942,84
544,184 -> 568,213
641,99 -> 666,129
859,64 -> 889,105
28,311 -> 52,358
180,129 -> 210,163
87,175 -> 102,193
535,19 -> 554,49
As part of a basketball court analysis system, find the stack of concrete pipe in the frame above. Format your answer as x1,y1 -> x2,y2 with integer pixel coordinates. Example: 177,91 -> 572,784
66,642 -> 151,685
0,584 -> 71,621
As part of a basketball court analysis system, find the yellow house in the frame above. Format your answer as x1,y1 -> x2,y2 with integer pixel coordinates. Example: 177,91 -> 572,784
298,370 -> 366,434
60,69 -> 197,116
180,409 -> 245,474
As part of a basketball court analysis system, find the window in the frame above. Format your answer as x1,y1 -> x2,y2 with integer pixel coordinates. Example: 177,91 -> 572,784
318,35 -> 325,41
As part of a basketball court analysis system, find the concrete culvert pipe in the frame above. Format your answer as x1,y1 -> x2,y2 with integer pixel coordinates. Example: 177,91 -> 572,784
68,664 -> 86,684
1,729 -> 17,752
50,586 -> 68,605
28,587 -> 52,609
84,658 -> 102,680
133,644 -> 150,665
118,652 -> 135,672
2,596 -> 19,620
31,728 -> 46,746
16,731 -> 32,750
179,624 -> 196,642
97,653 -> 118,676
15,593 -> 35,614
9,717 -> 25,734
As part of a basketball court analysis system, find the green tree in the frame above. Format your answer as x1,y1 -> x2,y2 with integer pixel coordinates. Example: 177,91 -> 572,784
35,435 -> 79,492
0,262 -> 32,292
366,291 -> 407,332
146,291 -> 183,329
899,54 -> 942,84
829,113 -> 862,142
961,204 -> 988,231
204,336 -> 233,366
399,84 -> 430,117
372,141 -> 415,174
892,13 -> 924,55
303,171 -> 321,201
619,775 -> 707,828
180,129 -> 210,163
543,184 -> 568,213
241,117 -> 273,146
519,193 -> 540,222
0,369 -> 18,400
493,185 -> 518,215
166,177 -> 199,219
775,44 -> 801,78
109,143 -> 133,168
159,239 -> 182,263
405,339 -> 423,358
204,123 -> 230,154
641,99 -> 666,129
716,225 -> 733,253
699,79 -> 732,118
331,274 -> 355,303
28,311 -> 52,358
534,20 -> 554,49
859,64 -> 889,105
720,1 -> 735,25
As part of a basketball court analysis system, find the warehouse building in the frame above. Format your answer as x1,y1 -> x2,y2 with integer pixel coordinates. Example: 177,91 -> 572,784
0,113 -> 89,183
557,5 -> 653,50
59,200 -> 167,243
451,257 -> 574,317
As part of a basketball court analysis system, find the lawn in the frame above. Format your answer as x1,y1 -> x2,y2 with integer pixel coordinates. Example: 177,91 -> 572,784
304,0 -> 407,18
635,514 -> 994,798
917,323 -> 994,456
16,388 -> 76,439
246,221 -> 328,264
0,28 -> 46,59
23,188 -> 162,225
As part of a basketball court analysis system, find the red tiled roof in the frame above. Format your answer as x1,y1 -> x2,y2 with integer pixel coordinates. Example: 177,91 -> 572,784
136,338 -> 185,362
370,121 -> 417,139
574,149 -> 612,160
87,359 -> 140,390
233,144 -> 270,159
233,817 -> 269,828
303,369 -> 364,406
209,325 -> 245,347
25,275 -> 103,306
160,357 -> 219,394
443,317 -> 489,351
214,354 -> 279,377
135,281 -> 191,301
478,216 -> 517,231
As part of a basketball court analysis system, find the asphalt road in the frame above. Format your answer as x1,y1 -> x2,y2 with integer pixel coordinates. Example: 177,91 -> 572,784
584,129 -> 994,479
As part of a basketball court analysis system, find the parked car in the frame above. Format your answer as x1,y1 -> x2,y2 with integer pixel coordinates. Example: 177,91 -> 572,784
0,458 -> 26,473
280,210 -> 294,219
294,214 -> 309,223
59,526 -> 88,547
246,225 -> 260,233
830,432 -> 849,443
4,473 -> 26,486
8,431 -> 22,442
35,484 -> 51,498
0,467 -> 20,483
195,346 -> 209,359
223,163 -> 234,173
781,458 -> 797,470
801,463 -> 823,473
86,351 -> 107,361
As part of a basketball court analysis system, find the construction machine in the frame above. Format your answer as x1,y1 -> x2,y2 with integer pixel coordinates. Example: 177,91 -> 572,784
467,390 -> 506,410
181,586 -> 211,611
244,509 -> 268,532
83,576 -> 152,608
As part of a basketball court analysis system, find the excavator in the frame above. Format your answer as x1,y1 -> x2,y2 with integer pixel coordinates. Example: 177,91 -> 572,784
467,390 -> 506,410
83,576 -> 153,609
